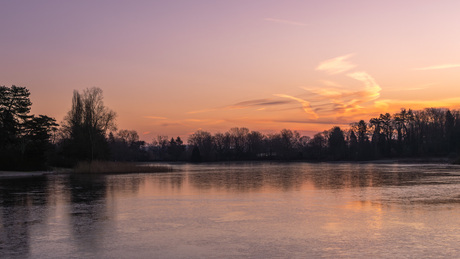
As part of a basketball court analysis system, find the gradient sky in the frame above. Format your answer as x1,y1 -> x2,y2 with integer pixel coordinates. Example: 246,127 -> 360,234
2,0 -> 460,141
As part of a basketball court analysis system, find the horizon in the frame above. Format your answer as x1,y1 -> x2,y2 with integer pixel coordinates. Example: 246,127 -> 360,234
2,1 -> 460,142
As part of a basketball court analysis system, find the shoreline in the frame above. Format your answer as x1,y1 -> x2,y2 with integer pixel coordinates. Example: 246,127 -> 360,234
0,168 -> 72,179
1,158 -> 456,179
0,171 -> 57,179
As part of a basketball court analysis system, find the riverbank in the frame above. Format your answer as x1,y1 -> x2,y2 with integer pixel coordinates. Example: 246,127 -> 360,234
0,170 -> 58,179
1,157 -> 456,179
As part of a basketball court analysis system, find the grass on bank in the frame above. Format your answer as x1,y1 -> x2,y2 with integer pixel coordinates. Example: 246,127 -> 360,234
74,161 -> 173,174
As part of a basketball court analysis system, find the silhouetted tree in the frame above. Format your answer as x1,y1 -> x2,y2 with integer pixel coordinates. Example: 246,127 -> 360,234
109,129 -> 147,161
188,130 -> 213,161
307,132 -> 327,160
167,137 -> 185,161
0,85 -> 58,170
247,131 -> 265,159
348,129 -> 358,160
214,132 -> 231,160
228,127 -> 250,159
60,87 -> 116,163
328,127 -> 346,160
190,146 -> 202,163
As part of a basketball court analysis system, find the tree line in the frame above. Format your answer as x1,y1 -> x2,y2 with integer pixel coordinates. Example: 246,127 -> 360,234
2,85 -> 460,170
166,107 -> 460,162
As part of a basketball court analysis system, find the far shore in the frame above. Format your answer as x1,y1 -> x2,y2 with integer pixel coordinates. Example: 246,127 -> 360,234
1,157 -> 457,179
0,170 -> 60,179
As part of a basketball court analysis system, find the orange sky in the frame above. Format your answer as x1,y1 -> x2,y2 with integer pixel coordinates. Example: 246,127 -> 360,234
2,1 -> 460,141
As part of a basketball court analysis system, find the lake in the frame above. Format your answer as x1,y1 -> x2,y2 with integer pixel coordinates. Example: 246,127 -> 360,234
1,162 -> 460,258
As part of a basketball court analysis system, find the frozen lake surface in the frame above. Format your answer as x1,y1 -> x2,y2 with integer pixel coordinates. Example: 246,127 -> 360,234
1,162 -> 460,258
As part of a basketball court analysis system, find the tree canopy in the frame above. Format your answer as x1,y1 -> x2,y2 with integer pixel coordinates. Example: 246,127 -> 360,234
0,85 -> 58,170
59,87 -> 116,163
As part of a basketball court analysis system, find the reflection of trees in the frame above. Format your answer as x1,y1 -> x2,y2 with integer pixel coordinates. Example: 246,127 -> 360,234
188,163 -> 308,192
67,174 -> 109,251
309,164 -> 426,189
187,163 -> 435,193
66,173 -> 147,250
157,173 -> 184,191
0,176 -> 49,258
106,174 -> 144,196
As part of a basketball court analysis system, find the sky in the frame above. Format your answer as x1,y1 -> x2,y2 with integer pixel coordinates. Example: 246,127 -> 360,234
2,0 -> 460,141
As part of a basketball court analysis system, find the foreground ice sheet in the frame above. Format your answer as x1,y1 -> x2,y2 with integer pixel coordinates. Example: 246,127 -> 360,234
1,162 -> 460,258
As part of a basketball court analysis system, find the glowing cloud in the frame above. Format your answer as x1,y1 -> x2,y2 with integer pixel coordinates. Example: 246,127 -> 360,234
264,18 -> 308,27
346,72 -> 381,100
274,94 -> 319,119
301,70 -> 382,117
228,99 -> 294,109
316,54 -> 356,75
414,64 -> 460,70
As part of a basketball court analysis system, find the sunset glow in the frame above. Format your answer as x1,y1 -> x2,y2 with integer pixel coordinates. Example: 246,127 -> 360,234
2,1 -> 460,140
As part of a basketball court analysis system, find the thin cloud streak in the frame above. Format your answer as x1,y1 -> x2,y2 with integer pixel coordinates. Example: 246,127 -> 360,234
264,18 -> 308,27
274,94 -> 319,119
273,119 -> 349,126
229,98 -> 294,109
414,64 -> 460,70
316,54 -> 356,75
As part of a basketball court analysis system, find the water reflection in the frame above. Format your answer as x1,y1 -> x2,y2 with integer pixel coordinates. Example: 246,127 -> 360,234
66,174 -> 110,251
1,163 -> 460,258
0,176 -> 49,258
184,163 -> 446,193
64,174 -> 148,251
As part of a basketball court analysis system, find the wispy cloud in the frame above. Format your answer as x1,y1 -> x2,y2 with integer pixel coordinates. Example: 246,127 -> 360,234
273,119 -> 350,126
211,55 -> 380,122
228,99 -> 294,109
316,54 -> 356,75
264,18 -> 308,27
414,64 -> 460,70
300,71 -> 382,116
346,72 -> 381,100
144,116 -> 167,120
274,94 -> 319,119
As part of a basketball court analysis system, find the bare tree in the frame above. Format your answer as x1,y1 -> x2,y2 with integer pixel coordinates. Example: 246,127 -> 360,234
61,87 -> 116,161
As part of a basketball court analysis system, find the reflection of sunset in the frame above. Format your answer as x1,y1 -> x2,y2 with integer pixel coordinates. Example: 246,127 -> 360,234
344,200 -> 385,231
2,163 -> 459,257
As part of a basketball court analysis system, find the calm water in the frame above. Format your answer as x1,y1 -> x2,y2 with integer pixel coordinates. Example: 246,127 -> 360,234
1,162 -> 460,258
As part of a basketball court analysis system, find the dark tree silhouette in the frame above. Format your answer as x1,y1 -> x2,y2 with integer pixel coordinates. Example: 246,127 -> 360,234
60,87 -> 116,163
188,130 -> 213,161
328,127 -> 346,160
191,146 -> 202,163
108,129 -> 147,161
0,85 -> 58,170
